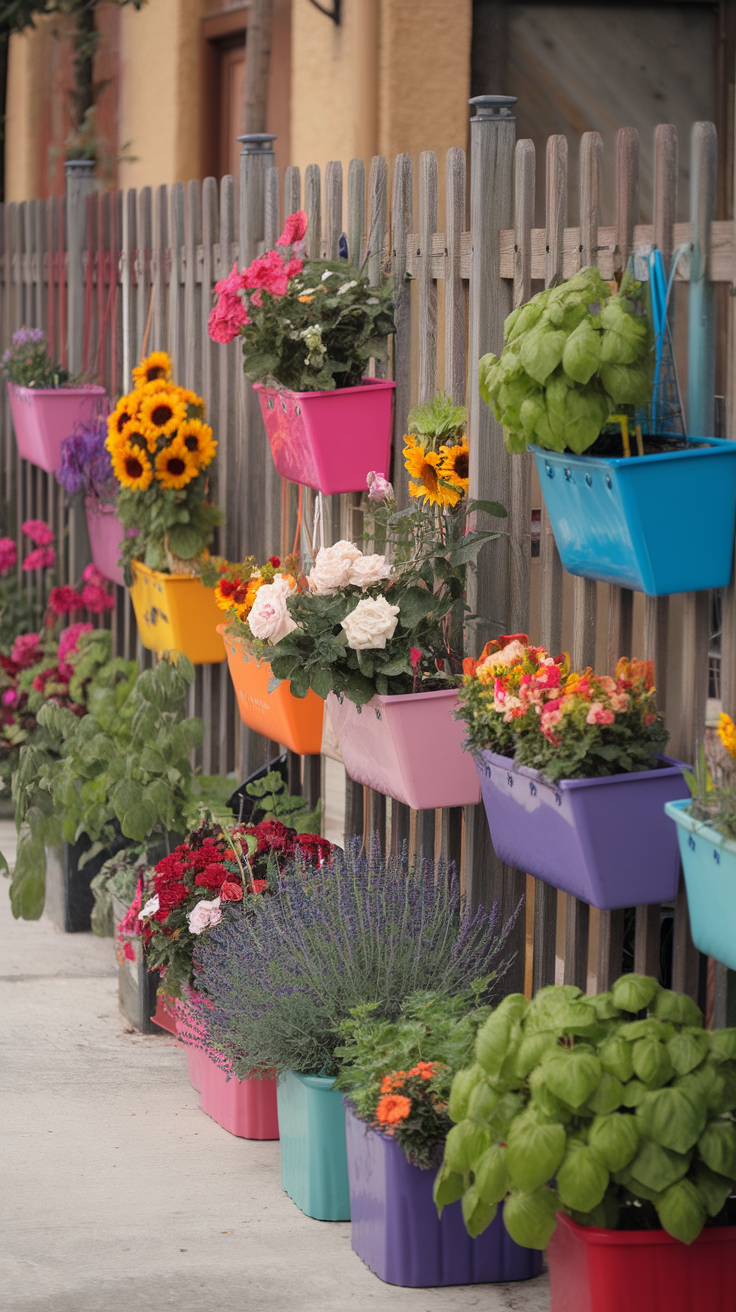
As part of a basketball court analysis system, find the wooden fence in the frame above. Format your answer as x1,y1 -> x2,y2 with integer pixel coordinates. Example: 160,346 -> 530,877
1,101 -> 735,1022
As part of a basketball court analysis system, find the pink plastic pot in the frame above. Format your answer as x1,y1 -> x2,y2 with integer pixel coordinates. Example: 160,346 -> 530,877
84,499 -> 126,587
326,688 -> 480,810
198,1051 -> 279,1139
254,377 -> 395,494
8,383 -> 106,474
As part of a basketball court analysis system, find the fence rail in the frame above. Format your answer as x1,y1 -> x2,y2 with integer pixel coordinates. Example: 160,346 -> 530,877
1,107 -> 734,1023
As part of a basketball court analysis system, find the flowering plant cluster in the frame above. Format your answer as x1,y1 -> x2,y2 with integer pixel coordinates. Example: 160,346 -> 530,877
0,519 -> 58,655
106,351 -> 223,575
1,327 -> 70,388
200,551 -> 303,651
458,633 -> 668,781
267,395 -> 505,706
138,817 -> 334,995
335,990 -> 492,1169
683,713 -> 736,841
57,416 -> 117,504
208,209 -> 395,392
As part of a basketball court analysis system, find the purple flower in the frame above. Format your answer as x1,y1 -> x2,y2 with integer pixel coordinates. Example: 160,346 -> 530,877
11,327 -> 45,347
56,418 -> 115,500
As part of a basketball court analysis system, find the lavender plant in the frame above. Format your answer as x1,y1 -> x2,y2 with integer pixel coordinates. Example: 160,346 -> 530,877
57,417 -> 117,504
1,327 -> 70,389
191,845 -> 518,1079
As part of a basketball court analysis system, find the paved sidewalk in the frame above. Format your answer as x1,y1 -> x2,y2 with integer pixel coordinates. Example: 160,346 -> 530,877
0,822 -> 549,1312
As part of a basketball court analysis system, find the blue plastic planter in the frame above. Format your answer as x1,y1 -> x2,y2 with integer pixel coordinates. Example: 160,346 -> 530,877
665,799 -> 736,970
531,438 -> 736,596
277,1071 -> 350,1221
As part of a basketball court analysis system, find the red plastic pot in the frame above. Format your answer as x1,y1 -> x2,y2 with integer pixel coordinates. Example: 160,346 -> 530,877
547,1212 -> 736,1312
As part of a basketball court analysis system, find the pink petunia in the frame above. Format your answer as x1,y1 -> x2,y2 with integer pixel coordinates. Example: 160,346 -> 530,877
22,519 -> 54,546
0,537 -> 16,574
23,546 -> 55,572
276,210 -> 308,247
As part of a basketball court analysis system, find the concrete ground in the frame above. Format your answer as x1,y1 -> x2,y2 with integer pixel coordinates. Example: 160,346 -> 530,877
0,821 -> 550,1312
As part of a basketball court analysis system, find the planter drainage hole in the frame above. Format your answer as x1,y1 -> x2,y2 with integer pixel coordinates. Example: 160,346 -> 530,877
281,400 -> 287,412
267,397 -> 274,410
375,709 -> 381,721
714,849 -> 721,864
506,773 -> 514,788
529,782 -> 537,797
295,404 -> 301,416
605,475 -> 612,489
554,792 -> 562,807
545,465 -> 555,480
688,835 -> 696,850
563,468 -> 573,483
585,473 -> 592,487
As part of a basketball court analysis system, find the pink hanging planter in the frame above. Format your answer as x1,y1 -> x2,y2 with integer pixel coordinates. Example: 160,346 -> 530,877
326,688 -> 480,811
84,499 -> 127,587
8,383 -> 107,475
254,377 -> 395,494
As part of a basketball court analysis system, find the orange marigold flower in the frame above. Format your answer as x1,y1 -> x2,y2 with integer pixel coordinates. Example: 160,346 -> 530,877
408,1061 -> 435,1080
376,1093 -> 411,1126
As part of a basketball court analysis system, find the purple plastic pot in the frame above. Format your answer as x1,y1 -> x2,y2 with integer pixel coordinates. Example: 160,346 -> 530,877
84,499 -> 126,587
476,751 -> 690,910
8,383 -> 106,474
344,1105 -> 542,1287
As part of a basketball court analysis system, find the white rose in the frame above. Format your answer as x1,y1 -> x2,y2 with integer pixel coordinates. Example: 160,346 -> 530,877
187,897 -> 222,935
139,894 -> 159,919
248,581 -> 298,645
341,595 -> 400,650
347,553 -> 391,589
308,540 -> 362,594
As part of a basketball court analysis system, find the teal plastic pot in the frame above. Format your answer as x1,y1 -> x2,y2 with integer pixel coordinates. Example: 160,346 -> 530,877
277,1071 -> 350,1221
665,799 -> 736,970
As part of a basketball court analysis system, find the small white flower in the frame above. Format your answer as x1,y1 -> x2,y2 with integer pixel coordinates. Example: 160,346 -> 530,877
321,269 -> 338,280
187,897 -> 222,935
140,894 -> 160,919
308,540 -> 362,594
341,595 -> 400,650
347,553 -> 391,588
337,280 -> 357,295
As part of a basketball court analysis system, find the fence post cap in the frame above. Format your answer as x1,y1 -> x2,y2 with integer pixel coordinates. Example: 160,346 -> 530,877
468,95 -> 518,120
237,133 -> 278,154
64,159 -> 96,172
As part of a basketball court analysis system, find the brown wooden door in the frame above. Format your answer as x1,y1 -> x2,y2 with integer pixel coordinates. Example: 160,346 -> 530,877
217,38 -> 246,183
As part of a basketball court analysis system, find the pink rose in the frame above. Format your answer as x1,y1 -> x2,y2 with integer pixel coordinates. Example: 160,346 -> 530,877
187,896 -> 222,935
366,471 -> 393,502
23,546 -> 55,571
22,519 -> 54,546
2,688 -> 18,707
0,537 -> 16,574
248,577 -> 297,645
276,210 -> 308,246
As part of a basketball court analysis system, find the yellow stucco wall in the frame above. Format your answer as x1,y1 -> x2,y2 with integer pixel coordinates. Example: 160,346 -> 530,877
6,26 -> 44,202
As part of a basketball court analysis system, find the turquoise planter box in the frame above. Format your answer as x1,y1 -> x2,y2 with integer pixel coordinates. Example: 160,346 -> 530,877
665,799 -> 736,970
531,438 -> 736,596
277,1071 -> 350,1221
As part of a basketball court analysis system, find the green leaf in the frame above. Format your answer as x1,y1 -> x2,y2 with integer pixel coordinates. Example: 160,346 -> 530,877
473,1144 -> 509,1206
506,1111 -> 567,1192
433,1162 -> 465,1214
467,1080 -> 501,1124
443,1119 -> 490,1175
632,1037 -> 674,1089
514,1032 -> 558,1080
475,1012 -> 514,1078
585,1071 -> 624,1116
656,1179 -> 706,1245
503,1188 -> 559,1250
694,1163 -> 734,1218
599,1036 -> 634,1083
708,1029 -> 736,1063
588,1113 -> 640,1172
628,1138 -> 692,1193
461,1187 -> 498,1238
470,500 -> 507,519
556,1138 -> 609,1213
651,989 -> 703,1028
698,1120 -> 736,1179
544,1048 -> 603,1109
667,1031 -> 710,1077
395,585 -> 437,629
636,1087 -> 707,1155
448,1064 -> 484,1124
611,973 -> 659,1013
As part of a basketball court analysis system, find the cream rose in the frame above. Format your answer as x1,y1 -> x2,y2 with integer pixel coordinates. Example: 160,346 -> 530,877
341,595 -> 400,650
187,897 -> 222,935
248,579 -> 298,644
347,553 -> 391,589
308,540 -> 362,594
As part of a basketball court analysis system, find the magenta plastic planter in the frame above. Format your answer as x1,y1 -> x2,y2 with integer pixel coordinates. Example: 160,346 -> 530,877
198,1051 -> 279,1139
345,1106 -> 542,1287
476,750 -> 690,910
84,499 -> 126,587
254,377 -> 395,494
8,383 -> 106,474
327,688 -> 480,811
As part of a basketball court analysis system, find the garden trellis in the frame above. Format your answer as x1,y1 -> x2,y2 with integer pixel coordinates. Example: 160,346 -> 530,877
0,99 -> 734,1021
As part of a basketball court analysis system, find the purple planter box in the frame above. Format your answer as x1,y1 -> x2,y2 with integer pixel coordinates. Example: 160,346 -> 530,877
344,1105 -> 542,1288
476,751 -> 690,911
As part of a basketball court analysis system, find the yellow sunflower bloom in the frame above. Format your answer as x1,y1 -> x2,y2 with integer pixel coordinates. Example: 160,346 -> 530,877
438,438 -> 470,495
404,437 -> 461,508
132,350 -> 172,390
118,417 -> 158,456
139,389 -> 187,441
108,392 -> 140,444
179,388 -> 206,415
111,440 -> 153,492
179,419 -> 217,469
718,712 -> 736,761
155,439 -> 199,490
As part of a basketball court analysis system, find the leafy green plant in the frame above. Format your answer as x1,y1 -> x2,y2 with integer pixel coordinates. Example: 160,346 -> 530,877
335,990 -> 492,1168
90,847 -> 148,936
479,266 -> 654,456
10,635 -> 202,919
244,769 -> 320,835
436,975 -> 736,1249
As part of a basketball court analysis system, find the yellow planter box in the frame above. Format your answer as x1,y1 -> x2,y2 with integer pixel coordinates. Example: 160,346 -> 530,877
129,560 -> 225,665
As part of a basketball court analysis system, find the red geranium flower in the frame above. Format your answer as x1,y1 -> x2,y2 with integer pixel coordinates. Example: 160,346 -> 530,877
195,862 -> 229,889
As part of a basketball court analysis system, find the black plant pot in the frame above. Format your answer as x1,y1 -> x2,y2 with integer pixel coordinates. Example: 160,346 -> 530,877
45,831 -> 128,933
111,891 -> 163,1034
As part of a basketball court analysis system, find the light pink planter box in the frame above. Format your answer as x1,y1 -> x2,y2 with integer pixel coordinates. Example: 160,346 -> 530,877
85,499 -> 126,587
326,688 -> 481,811
177,1000 -> 279,1138
254,377 -> 395,494
8,382 -> 106,474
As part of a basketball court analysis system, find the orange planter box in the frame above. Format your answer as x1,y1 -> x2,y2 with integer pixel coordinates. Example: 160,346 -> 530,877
129,561 -> 225,664
219,624 -> 324,755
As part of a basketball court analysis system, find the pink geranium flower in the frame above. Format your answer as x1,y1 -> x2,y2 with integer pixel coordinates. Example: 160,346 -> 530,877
82,563 -> 106,586
11,632 -> 42,668
207,292 -> 249,345
23,546 -> 55,571
58,622 -> 93,678
22,519 -> 54,546
80,582 -> 115,613
0,537 -> 16,574
241,249 -> 290,297
48,585 -> 85,616
276,210 -> 308,247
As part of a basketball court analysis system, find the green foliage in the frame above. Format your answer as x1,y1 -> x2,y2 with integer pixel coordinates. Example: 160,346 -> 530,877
239,260 -> 395,392
0,328 -> 69,387
244,768 -> 320,835
335,990 -> 491,1169
89,846 -> 147,936
479,266 -> 654,456
10,634 -> 200,918
407,393 -> 467,446
437,976 -> 736,1248
117,472 -> 224,580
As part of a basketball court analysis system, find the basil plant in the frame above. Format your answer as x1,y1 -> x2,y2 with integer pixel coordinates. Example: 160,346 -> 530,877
435,975 -> 736,1248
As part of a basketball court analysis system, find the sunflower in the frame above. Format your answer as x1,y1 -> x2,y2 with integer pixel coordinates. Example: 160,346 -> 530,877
154,438 -> 199,490
179,419 -> 217,469
132,350 -> 172,389
438,438 -> 470,495
111,440 -> 153,492
108,392 -> 139,442
117,416 -> 159,456
139,389 -> 187,441
403,436 -> 461,508
179,388 -> 206,416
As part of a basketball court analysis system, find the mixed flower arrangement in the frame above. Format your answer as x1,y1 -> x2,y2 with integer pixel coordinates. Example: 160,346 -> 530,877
201,551 -> 303,651
1,327 -> 70,389
683,712 -> 736,841
208,209 -> 395,392
267,394 -> 505,707
457,633 -> 668,782
105,351 -> 222,576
